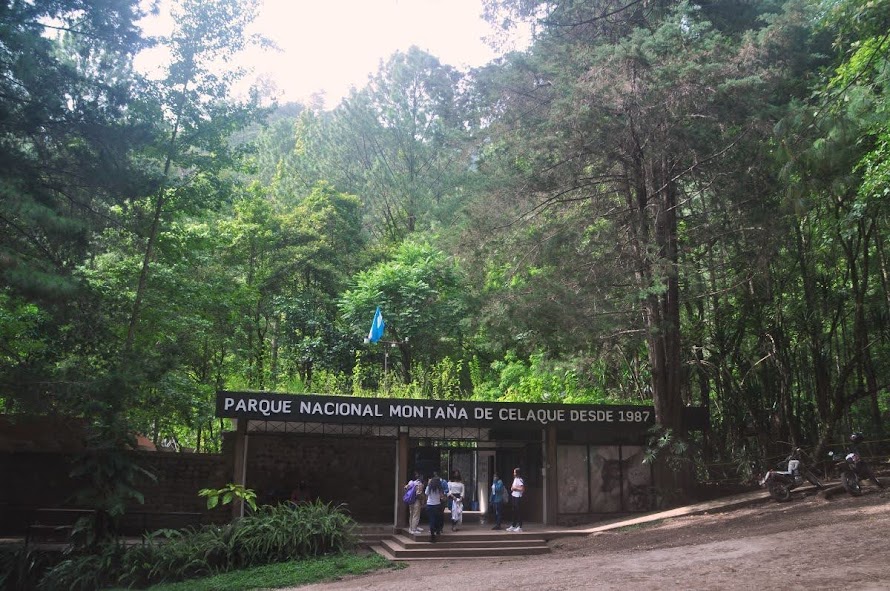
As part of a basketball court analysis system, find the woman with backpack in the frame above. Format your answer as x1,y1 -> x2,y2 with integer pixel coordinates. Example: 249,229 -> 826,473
404,471 -> 424,534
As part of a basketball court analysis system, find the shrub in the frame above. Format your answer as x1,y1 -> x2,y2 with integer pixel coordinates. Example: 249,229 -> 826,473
0,544 -> 62,591
125,501 -> 356,586
198,483 -> 258,511
36,500 -> 357,590
37,544 -> 124,591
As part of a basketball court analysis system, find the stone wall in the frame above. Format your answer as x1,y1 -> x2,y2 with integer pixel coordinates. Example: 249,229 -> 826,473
1,452 -> 77,532
0,450 -> 228,534
234,433 -> 397,523
1,432 -> 399,534
133,451 -> 229,513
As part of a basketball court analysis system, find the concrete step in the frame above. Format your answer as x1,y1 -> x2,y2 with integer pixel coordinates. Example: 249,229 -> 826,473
376,537 -> 550,560
397,528 -> 544,543
391,533 -> 547,549
356,523 -> 395,545
359,533 -> 392,544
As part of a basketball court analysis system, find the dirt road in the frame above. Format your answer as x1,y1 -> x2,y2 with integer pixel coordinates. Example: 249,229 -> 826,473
289,486 -> 890,591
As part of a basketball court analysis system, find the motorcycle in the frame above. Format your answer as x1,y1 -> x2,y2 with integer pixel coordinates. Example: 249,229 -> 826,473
830,432 -> 884,496
760,448 -> 824,502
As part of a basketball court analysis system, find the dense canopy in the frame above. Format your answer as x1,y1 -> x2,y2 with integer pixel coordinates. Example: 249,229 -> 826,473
1,0 -> 888,481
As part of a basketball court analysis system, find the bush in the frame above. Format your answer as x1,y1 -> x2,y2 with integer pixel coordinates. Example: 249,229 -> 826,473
0,544 -> 62,591
37,500 -> 357,590
37,544 -> 124,591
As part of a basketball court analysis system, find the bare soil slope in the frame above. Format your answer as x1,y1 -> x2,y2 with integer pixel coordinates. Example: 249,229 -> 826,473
289,486 -> 890,591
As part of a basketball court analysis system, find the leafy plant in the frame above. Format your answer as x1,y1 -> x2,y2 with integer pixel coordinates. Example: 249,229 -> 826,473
198,483 -> 258,512
69,402 -> 156,549
0,545 -> 61,591
118,501 -> 356,587
37,544 -> 124,591
36,501 -> 358,590
644,426 -> 691,470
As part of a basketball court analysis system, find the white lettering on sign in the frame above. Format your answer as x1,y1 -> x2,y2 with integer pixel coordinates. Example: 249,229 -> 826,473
474,407 -> 493,420
220,393 -> 655,426
228,398 -> 292,416
299,401 -> 383,418
569,409 -> 615,422
618,409 -> 650,422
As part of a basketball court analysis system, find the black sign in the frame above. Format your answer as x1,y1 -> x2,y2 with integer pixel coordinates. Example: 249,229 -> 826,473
216,391 -> 660,429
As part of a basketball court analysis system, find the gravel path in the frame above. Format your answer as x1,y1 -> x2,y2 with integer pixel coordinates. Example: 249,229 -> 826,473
284,486 -> 890,591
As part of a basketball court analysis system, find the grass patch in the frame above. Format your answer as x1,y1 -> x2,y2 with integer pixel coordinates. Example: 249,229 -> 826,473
107,553 -> 401,591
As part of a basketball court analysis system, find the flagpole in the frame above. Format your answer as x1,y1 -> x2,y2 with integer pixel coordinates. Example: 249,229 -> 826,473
384,347 -> 389,393
378,338 -> 407,394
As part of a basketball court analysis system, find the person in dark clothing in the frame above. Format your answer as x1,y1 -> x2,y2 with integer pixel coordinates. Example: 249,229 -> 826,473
425,473 -> 446,542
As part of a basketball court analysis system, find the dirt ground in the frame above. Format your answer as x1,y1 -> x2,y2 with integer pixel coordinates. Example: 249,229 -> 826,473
288,485 -> 890,591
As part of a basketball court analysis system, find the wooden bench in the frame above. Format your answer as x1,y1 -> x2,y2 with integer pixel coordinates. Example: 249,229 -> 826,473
25,508 -> 95,545
119,510 -> 204,535
25,508 -> 205,545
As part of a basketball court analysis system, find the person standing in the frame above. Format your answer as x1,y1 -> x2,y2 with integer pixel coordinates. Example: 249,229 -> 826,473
447,473 -> 465,531
425,473 -> 446,542
405,472 -> 424,534
489,473 -> 506,530
507,467 -> 525,532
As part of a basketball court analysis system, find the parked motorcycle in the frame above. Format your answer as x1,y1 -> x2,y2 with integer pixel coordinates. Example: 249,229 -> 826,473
830,432 -> 884,496
760,448 -> 824,502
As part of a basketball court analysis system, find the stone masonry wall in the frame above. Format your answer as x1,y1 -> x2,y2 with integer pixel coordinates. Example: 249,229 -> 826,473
1,433 -> 398,534
0,450 -> 228,534
237,433 -> 397,523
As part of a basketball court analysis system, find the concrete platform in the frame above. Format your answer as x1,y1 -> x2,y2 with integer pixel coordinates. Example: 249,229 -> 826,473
366,488 -> 775,561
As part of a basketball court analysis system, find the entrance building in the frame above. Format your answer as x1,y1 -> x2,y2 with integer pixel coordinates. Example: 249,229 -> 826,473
217,391 -> 705,527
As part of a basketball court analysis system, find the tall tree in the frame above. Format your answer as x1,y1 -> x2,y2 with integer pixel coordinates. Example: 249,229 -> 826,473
340,239 -> 466,385
286,47 -> 472,243
124,0 -> 265,355
0,0 -> 152,412
472,0 -> 805,439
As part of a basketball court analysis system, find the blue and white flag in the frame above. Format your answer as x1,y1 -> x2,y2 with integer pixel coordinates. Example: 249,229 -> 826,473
367,306 -> 385,343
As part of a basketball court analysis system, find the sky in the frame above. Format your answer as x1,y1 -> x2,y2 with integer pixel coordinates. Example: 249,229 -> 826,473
138,0 -> 529,109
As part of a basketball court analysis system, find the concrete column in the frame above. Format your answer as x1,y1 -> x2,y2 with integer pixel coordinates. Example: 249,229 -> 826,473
477,450 -> 495,522
231,418 -> 249,519
394,428 -> 410,529
542,425 -> 558,525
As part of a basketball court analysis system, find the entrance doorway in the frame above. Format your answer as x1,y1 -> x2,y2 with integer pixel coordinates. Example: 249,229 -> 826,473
408,442 -> 543,521
410,446 -> 481,511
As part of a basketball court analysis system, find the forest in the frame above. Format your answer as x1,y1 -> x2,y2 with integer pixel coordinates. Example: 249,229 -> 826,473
1,0 -> 888,480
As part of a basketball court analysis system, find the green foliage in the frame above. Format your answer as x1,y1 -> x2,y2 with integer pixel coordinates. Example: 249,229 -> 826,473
0,545 -> 61,591
340,238 -> 467,383
110,553 -> 397,591
428,357 -> 465,400
644,427 -> 692,472
69,405 -> 156,549
37,544 -> 125,591
198,484 -> 258,512
118,501 -> 356,587
301,47 -> 470,243
2,0 -> 890,488
37,501 -> 357,590
477,352 -> 619,404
